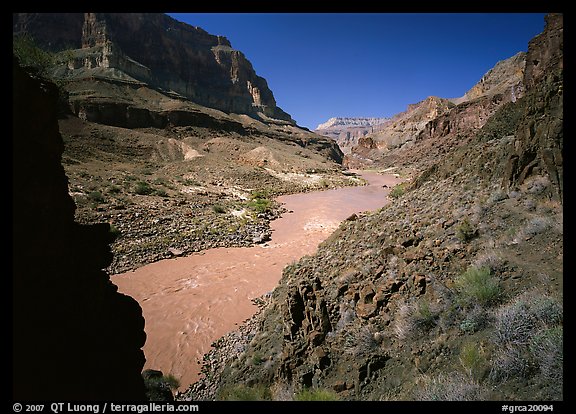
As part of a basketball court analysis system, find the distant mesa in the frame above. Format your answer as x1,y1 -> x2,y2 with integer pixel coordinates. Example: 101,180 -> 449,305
314,117 -> 391,154
315,117 -> 390,130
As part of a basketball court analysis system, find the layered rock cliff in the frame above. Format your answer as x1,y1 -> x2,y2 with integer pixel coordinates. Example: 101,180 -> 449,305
13,57 -> 147,400
315,117 -> 391,154
13,12 -> 294,123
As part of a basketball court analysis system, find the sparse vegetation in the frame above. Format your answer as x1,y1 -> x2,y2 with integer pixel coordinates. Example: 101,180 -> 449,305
394,298 -> 439,340
143,371 -> 180,401
459,342 -> 487,380
134,181 -> 154,195
212,204 -> 226,214
455,266 -> 501,307
294,388 -> 340,401
413,373 -> 487,401
389,182 -> 407,199
87,190 -> 105,204
456,218 -> 477,242
13,34 -> 54,76
218,384 -> 272,401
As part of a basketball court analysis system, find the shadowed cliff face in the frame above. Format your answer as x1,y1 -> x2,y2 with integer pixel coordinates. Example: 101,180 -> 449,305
501,13 -> 563,201
13,57 -> 147,400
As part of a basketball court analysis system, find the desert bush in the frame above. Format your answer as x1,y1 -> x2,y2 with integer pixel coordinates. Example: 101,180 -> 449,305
489,292 -> 563,386
493,299 -> 535,346
134,181 -> 154,195
413,372 -> 487,401
525,175 -> 550,195
294,388 -> 340,401
530,326 -> 563,383
455,266 -> 501,307
459,305 -> 489,334
393,298 -> 439,340
488,189 -> 508,203
493,293 -> 562,347
13,34 -> 54,76
87,191 -> 105,204
344,325 -> 379,357
473,251 -> 506,273
389,183 -> 407,199
459,342 -> 488,380
154,188 -> 169,197
143,370 -> 180,401
218,384 -> 272,401
212,204 -> 226,214
521,216 -> 551,238
489,344 -> 531,382
456,218 -> 477,242
107,185 -> 122,195
109,223 -> 121,240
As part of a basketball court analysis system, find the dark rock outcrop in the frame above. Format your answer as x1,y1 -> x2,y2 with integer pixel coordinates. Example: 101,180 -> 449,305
500,13 -> 563,201
13,57 -> 147,400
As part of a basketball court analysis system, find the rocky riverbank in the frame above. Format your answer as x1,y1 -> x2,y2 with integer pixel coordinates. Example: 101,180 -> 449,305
72,168 -> 364,275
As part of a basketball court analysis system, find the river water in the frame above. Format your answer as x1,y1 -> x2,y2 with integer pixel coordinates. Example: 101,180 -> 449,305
112,171 -> 402,390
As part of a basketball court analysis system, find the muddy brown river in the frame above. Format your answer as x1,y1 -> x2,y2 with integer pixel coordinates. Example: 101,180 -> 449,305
112,171 -> 402,391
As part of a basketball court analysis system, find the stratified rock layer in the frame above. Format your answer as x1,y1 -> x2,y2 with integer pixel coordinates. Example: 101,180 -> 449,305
13,13 -> 294,123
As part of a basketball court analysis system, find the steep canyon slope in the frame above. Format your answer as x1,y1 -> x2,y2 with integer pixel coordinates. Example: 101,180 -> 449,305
182,13 -> 563,402
344,51 -> 527,171
13,13 -> 352,275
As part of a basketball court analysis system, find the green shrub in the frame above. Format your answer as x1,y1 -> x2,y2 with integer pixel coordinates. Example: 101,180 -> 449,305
134,181 -> 154,195
247,198 -> 271,214
87,191 -> 105,204
294,388 -> 340,401
218,384 -> 272,401
459,342 -> 487,380
107,185 -> 122,195
456,218 -> 477,242
109,223 -> 121,240
389,183 -> 407,199
143,371 -> 180,401
212,204 -> 226,214
13,34 -> 54,76
455,266 -> 500,307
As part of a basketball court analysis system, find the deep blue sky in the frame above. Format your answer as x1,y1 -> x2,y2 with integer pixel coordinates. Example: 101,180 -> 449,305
167,13 -> 547,129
